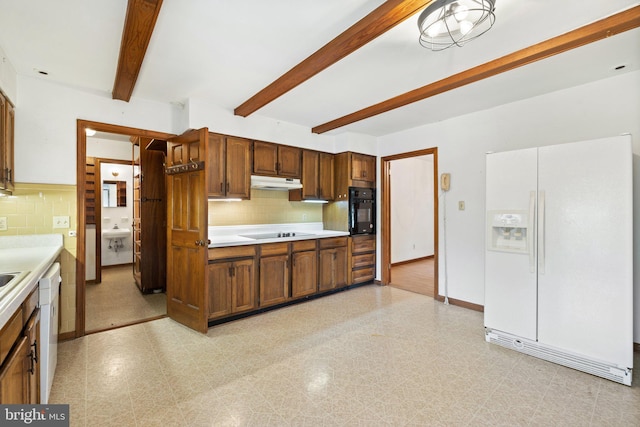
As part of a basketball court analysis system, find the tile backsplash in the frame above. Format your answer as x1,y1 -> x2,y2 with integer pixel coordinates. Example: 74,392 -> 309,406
209,189 -> 322,226
0,183 -> 77,335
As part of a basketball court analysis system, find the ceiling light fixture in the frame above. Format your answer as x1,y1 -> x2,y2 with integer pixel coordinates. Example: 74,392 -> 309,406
418,0 -> 496,51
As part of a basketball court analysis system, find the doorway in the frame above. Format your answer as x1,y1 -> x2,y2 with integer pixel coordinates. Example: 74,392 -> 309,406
381,148 -> 439,298
76,120 -> 174,337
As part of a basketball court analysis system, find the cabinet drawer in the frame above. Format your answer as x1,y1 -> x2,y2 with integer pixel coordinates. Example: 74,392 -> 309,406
209,245 -> 256,260
352,267 -> 375,284
291,240 -> 316,252
318,237 -> 347,249
260,242 -> 289,256
352,235 -> 375,253
22,287 -> 38,325
352,253 -> 375,269
0,308 -> 23,364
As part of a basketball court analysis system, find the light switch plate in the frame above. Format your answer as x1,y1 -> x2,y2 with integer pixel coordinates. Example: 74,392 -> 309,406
0,217 -> 7,231
53,215 -> 70,229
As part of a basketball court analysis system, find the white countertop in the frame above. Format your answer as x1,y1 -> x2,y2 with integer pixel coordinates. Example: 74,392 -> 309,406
208,223 -> 349,248
0,234 -> 64,329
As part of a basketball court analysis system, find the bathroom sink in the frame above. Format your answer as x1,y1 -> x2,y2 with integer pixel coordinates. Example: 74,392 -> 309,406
102,228 -> 131,238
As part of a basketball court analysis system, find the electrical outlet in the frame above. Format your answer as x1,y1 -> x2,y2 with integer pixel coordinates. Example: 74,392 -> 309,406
53,216 -> 70,229
0,217 -> 7,231
458,201 -> 465,211
68,230 -> 77,237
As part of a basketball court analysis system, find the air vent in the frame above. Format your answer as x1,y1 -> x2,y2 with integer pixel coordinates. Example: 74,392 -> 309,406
485,328 -> 632,385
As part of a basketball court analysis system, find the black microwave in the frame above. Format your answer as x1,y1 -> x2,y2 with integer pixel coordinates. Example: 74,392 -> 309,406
349,187 -> 375,235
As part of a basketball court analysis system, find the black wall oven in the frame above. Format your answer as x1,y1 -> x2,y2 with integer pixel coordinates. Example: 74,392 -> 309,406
349,187 -> 375,235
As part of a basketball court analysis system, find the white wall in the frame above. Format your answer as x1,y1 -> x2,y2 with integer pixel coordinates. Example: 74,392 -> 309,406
100,162 -> 133,266
0,45 -> 17,104
390,156 -> 434,263
14,75 -> 180,185
186,97 -> 337,153
87,137 -> 132,160
378,70 -> 640,340
334,132 -> 377,156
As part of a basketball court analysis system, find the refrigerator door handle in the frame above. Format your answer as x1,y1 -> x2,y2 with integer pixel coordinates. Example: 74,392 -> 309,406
538,190 -> 545,274
529,191 -> 536,273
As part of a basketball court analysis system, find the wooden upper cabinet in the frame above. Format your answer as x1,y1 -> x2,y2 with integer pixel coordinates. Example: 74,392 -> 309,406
4,100 -> 14,192
318,152 -> 334,200
208,134 -> 226,198
278,145 -> 301,178
351,153 -> 375,184
252,141 -> 278,175
0,92 -> 5,189
252,141 -> 301,178
167,138 -> 201,167
301,150 -> 319,200
0,91 -> 14,192
335,152 -> 376,200
226,137 -> 252,198
294,150 -> 334,201
208,133 -> 251,199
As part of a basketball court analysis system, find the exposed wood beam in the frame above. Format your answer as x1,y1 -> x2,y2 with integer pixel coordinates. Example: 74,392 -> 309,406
112,0 -> 163,102
312,5 -> 640,134
234,0 -> 434,117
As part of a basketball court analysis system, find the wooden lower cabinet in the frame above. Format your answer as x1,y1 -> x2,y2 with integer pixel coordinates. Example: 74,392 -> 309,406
25,309 -> 39,404
259,254 -> 289,307
208,258 -> 256,319
350,235 -> 376,284
318,246 -> 348,291
205,235 -> 370,325
291,250 -> 317,298
0,336 -> 29,403
0,291 -> 40,404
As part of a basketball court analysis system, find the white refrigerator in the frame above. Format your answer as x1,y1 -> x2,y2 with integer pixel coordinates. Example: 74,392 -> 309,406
484,135 -> 633,385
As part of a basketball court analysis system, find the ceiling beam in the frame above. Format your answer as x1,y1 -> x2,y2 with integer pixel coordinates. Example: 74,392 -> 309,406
312,5 -> 640,134
112,0 -> 163,102
234,0 -> 434,117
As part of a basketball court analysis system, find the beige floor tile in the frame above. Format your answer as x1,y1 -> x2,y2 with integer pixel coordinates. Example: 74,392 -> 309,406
86,264 -> 166,332
50,285 -> 639,427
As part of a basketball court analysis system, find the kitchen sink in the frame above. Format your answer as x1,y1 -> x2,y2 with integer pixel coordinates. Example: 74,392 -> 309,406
0,271 -> 28,292
0,273 -> 18,287
240,232 -> 315,240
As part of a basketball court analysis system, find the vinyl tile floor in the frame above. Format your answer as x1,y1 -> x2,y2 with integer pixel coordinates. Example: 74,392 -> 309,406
85,265 -> 166,332
50,285 -> 640,426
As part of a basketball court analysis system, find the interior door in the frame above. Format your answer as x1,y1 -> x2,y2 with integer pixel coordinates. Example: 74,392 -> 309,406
484,148 -> 538,340
166,128 -> 209,333
537,136 -> 633,366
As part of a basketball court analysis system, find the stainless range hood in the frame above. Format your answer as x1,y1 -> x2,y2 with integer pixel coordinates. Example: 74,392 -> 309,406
250,175 -> 302,191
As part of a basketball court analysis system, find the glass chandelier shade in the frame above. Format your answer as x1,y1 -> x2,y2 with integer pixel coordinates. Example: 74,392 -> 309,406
418,0 -> 496,51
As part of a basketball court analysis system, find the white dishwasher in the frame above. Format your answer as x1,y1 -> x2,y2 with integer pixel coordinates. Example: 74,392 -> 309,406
39,262 -> 61,404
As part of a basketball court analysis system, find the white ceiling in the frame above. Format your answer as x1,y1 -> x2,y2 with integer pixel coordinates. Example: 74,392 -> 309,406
0,0 -> 637,137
